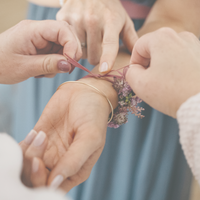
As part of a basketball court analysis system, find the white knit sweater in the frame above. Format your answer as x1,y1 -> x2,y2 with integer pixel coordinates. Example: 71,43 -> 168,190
177,93 -> 200,185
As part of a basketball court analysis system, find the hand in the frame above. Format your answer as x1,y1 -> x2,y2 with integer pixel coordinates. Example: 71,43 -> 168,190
0,20 -> 82,84
24,78 -> 117,191
19,130 -> 48,187
126,28 -> 200,118
56,0 -> 138,72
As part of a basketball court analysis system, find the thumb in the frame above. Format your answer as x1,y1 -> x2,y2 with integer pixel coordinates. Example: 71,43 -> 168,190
126,64 -> 147,97
25,54 -> 72,77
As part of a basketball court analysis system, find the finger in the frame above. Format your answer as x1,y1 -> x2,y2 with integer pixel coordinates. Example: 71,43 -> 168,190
31,20 -> 79,60
87,27 -> 102,65
47,130 -> 104,189
25,131 -> 47,160
67,25 -> 82,74
43,74 -> 56,78
19,129 -> 37,153
68,25 -> 82,61
121,16 -> 138,53
99,25 -> 119,73
74,25 -> 87,59
21,131 -> 48,187
126,64 -> 147,96
130,34 -> 152,67
59,147 -> 103,192
31,157 -> 48,187
23,54 -> 72,77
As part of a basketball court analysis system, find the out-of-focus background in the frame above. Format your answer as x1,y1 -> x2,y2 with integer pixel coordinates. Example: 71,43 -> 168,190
0,1 -> 200,199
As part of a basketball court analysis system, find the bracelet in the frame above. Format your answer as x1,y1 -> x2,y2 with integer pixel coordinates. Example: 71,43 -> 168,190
57,81 -> 114,123
62,54 -> 144,128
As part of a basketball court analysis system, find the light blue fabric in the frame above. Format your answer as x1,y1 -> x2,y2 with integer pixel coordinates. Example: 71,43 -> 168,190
12,3 -> 192,200
0,85 -> 14,134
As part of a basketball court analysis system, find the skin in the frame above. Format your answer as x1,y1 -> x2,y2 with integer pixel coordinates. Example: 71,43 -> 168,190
138,0 -> 200,37
0,19 -> 82,187
20,0 -> 200,193
0,20 -> 82,84
56,0 -> 138,72
127,28 -> 200,118
20,52 -> 128,191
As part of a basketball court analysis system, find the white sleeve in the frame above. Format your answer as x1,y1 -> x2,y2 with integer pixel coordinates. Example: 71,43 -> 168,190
177,92 -> 200,185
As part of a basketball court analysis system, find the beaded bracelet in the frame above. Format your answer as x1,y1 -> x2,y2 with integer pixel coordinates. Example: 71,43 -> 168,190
57,81 -> 114,123
62,54 -> 144,128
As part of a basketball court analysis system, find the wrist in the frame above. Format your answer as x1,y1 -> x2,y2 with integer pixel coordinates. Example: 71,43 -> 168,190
79,77 -> 118,110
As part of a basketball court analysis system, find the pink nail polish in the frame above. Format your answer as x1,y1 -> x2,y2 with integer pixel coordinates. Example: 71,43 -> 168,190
58,60 -> 71,72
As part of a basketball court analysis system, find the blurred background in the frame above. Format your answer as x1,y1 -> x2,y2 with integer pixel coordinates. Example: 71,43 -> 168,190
0,1 -> 200,199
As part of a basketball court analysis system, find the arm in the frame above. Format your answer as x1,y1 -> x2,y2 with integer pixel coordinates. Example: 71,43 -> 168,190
137,0 -> 200,37
21,49 -> 131,191
0,20 -> 82,84
126,28 -> 200,184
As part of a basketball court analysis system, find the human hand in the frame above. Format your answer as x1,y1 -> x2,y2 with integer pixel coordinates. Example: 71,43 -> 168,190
126,28 -> 200,118
0,134 -> 71,200
0,20 -> 82,84
19,130 -> 48,187
56,0 -> 138,72
24,78 -> 117,192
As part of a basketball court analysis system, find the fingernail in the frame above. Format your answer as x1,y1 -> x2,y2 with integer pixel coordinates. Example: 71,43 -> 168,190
57,60 -> 71,72
100,62 -> 108,72
33,131 -> 46,147
50,175 -> 64,189
24,130 -> 37,145
32,157 -> 39,173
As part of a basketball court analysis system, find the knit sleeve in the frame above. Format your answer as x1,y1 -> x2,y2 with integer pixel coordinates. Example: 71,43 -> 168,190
177,93 -> 200,185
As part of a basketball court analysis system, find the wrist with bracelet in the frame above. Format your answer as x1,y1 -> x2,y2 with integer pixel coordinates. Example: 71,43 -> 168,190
57,54 -> 144,128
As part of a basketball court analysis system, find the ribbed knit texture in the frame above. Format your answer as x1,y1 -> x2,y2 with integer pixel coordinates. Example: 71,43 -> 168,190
177,93 -> 200,185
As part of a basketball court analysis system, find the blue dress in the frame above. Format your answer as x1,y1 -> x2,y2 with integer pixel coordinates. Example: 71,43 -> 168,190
13,2 -> 192,200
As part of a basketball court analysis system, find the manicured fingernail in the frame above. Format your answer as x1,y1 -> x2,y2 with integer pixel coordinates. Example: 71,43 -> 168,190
24,130 -> 37,145
50,175 -> 64,189
32,157 -> 39,173
33,131 -> 46,147
57,60 -> 71,72
100,62 -> 108,72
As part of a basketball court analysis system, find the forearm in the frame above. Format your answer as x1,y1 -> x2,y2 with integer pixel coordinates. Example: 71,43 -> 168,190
138,0 -> 200,37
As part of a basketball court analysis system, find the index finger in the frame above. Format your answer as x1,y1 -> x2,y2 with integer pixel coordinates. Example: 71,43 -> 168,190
99,24 -> 119,73
30,20 -> 82,60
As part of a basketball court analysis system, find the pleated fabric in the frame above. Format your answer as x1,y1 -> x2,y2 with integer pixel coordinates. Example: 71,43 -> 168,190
13,2 -> 192,200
